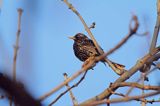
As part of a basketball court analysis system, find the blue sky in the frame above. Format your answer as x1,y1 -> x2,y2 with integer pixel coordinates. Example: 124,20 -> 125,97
0,0 -> 159,106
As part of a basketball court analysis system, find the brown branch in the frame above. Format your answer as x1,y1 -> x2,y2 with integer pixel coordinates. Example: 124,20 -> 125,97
111,82 -> 160,91
38,56 -> 93,101
39,45 -> 160,102
13,8 -> 23,82
106,15 -> 139,56
141,0 -> 160,73
63,73 -> 78,106
125,64 -> 160,96
79,46 -> 160,105
100,91 -> 160,104
40,0 -> 138,100
89,91 -> 160,105
48,71 -> 88,105
62,0 -> 103,54
105,81 -> 160,105
150,0 -> 160,52
102,15 -> 139,75
11,8 -> 23,106
52,1 -> 160,105
104,91 -> 160,105
141,73 -> 146,106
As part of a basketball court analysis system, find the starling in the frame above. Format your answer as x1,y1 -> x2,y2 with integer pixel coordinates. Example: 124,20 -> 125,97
69,33 -> 125,75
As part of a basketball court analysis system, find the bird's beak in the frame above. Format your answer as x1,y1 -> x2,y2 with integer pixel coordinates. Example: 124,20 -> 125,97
68,36 -> 75,40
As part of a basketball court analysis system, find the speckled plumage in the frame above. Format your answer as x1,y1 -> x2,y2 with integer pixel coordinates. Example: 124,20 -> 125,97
69,33 -> 125,75
71,33 -> 101,62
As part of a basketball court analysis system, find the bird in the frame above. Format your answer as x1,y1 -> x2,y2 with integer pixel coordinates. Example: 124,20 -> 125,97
69,33 -> 125,75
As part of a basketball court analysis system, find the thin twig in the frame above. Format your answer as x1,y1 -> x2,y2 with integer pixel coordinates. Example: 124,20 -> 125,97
125,66 -> 159,96
11,8 -> 23,106
110,82 -> 160,91
13,8 -> 23,82
48,71 -> 88,106
63,73 -> 78,106
106,91 -> 160,104
109,90 -> 126,98
103,15 -> 139,75
62,0 -> 103,54
141,0 -> 160,74
140,0 -> 160,74
106,15 -> 139,56
39,56 -> 91,101
139,2 -> 160,104
141,73 -> 146,106
108,90 -> 159,105
103,15 -> 138,75
150,0 -> 160,52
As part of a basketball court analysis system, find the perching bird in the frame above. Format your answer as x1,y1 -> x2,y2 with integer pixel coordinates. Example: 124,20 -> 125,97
69,33 -> 125,75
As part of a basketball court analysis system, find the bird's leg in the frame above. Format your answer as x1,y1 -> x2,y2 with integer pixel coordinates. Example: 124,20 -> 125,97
82,56 -> 96,69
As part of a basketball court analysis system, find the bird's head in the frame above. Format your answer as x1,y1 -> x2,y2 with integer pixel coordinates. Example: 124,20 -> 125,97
69,33 -> 88,42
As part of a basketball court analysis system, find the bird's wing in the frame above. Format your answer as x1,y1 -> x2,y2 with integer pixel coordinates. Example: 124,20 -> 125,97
87,39 -> 104,52
82,45 -> 99,56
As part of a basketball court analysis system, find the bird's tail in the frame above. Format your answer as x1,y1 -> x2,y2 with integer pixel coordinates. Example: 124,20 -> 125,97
103,58 -> 126,75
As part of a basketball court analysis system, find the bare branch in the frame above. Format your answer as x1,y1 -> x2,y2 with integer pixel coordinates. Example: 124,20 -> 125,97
106,15 -> 139,56
40,1 -> 160,102
62,0 -> 103,54
105,91 -> 160,104
80,46 -> 160,105
63,73 -> 78,106
111,82 -> 160,91
126,72 -> 150,96
11,8 -> 23,106
141,73 -> 146,106
89,91 -> 160,105
141,0 -> 160,73
13,8 -> 23,82
150,0 -> 160,52
39,46 -> 160,102
48,71 -> 88,106
39,56 -> 91,101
